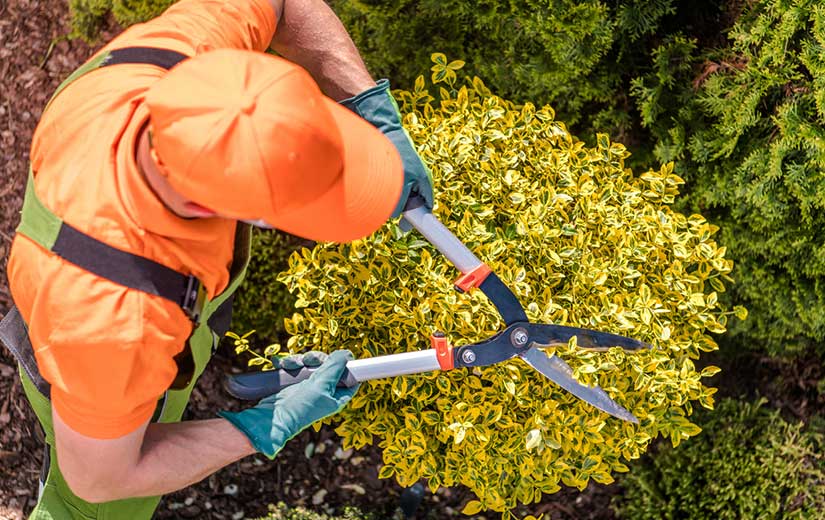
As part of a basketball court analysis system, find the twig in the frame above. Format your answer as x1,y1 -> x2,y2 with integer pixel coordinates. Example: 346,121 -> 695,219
5,100 -> 11,132
39,39 -> 56,70
0,229 -> 12,243
39,36 -> 68,70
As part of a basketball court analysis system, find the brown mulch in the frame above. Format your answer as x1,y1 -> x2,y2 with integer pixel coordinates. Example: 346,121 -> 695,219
701,347 -> 825,423
1,0 -> 110,516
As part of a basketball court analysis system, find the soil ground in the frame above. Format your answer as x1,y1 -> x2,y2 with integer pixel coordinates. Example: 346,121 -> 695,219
1,1 -> 823,520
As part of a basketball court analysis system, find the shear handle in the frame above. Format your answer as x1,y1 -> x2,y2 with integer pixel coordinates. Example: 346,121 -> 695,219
401,196 -> 483,274
226,349 -> 443,401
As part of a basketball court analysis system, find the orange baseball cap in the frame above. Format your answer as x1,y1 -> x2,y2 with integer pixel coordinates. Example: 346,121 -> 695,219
143,49 -> 403,242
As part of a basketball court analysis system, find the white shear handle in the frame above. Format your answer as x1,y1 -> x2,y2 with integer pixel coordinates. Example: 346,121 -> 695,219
401,197 -> 483,274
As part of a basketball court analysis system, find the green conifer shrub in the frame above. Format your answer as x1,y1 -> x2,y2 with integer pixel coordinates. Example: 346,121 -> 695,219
328,0 -> 698,142
68,0 -> 112,42
273,60 -> 741,516
631,0 -> 825,355
66,0 -> 727,147
68,0 -> 174,41
614,398 -> 825,519
233,230 -> 311,341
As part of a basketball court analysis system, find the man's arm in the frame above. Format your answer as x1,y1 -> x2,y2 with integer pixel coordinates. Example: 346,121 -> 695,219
55,350 -> 355,503
267,0 -> 376,100
54,408 -> 255,503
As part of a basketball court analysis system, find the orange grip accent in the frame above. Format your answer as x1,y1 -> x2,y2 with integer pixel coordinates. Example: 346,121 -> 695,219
454,264 -> 493,293
431,334 -> 454,371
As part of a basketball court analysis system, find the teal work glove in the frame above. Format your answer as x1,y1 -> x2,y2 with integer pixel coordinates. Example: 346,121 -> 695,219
340,79 -> 434,217
219,350 -> 359,459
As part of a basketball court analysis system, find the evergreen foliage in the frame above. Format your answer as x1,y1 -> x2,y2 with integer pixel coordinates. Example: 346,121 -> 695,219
63,0 -> 825,357
614,398 -> 825,519
329,0 -> 696,142
233,230 -> 310,342
631,0 -> 825,355
274,61 -> 737,516
68,0 -> 110,42
68,0 -> 174,41
67,0 -> 726,146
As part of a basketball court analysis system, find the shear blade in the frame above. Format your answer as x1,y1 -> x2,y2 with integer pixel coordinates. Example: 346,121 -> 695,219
532,324 -> 652,352
521,347 -> 639,424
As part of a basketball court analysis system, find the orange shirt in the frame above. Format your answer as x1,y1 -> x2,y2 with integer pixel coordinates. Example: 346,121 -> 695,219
7,0 -> 276,439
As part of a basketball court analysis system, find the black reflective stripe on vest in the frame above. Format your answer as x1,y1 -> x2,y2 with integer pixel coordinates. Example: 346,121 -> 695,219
54,46 -> 203,321
52,223 -> 201,319
0,307 -> 49,397
103,47 -> 188,70
1,47 -> 213,399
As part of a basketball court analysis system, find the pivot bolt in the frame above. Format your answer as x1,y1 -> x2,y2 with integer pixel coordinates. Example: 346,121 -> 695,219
511,327 -> 529,347
461,350 -> 477,364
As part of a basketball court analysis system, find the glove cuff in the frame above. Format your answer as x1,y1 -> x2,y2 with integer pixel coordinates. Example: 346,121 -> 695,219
339,78 -> 391,112
339,79 -> 403,132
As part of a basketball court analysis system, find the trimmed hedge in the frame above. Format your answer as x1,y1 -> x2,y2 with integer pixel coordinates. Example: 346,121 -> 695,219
65,0 -> 825,359
276,61 -> 736,515
614,398 -> 825,519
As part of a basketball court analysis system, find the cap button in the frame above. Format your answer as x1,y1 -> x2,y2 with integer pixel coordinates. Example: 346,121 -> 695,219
238,95 -> 256,115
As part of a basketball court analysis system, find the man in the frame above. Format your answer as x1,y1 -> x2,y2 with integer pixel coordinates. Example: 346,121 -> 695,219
2,0 -> 433,517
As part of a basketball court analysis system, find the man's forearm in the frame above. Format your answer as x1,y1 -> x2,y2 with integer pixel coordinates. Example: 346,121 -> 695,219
56,416 -> 256,503
270,0 -> 376,100
126,418 -> 256,499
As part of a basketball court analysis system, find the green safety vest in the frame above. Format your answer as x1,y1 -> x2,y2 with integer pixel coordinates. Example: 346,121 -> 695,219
0,47 -> 251,520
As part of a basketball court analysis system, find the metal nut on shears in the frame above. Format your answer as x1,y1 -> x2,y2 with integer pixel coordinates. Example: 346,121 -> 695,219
461,350 -> 477,364
510,327 -> 529,347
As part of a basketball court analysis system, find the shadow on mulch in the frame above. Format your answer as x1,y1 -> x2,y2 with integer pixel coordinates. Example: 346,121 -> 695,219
697,340 -> 825,424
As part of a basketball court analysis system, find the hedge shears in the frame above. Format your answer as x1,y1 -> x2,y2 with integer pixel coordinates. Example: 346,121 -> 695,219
226,198 -> 650,423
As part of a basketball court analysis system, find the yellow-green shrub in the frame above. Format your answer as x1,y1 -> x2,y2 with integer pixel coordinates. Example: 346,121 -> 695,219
276,58 -> 741,516
256,502 -> 375,520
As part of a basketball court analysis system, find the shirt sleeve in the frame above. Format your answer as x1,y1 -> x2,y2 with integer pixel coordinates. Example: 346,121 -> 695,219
108,0 -> 277,55
26,261 -> 193,439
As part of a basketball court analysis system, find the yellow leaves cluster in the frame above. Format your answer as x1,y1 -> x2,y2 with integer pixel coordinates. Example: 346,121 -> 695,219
276,57 -> 742,516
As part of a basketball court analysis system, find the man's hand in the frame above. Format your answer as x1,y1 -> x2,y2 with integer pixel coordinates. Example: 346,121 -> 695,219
340,80 -> 435,217
219,350 -> 359,458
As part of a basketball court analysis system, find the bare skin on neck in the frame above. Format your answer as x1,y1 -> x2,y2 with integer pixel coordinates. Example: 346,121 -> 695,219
135,125 -> 220,220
